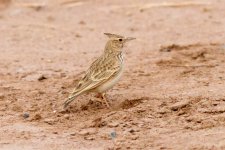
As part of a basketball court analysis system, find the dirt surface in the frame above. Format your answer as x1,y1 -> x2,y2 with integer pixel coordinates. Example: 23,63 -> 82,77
1,0 -> 225,149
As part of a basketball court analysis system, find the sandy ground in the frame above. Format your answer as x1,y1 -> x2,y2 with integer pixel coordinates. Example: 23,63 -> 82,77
0,0 -> 225,149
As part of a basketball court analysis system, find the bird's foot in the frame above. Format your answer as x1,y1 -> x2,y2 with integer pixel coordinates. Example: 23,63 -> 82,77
95,93 -> 110,108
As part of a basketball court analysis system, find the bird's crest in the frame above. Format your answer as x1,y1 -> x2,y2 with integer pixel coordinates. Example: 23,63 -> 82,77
104,33 -> 124,39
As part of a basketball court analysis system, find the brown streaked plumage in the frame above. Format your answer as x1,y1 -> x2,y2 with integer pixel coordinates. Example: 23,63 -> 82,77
63,33 -> 135,108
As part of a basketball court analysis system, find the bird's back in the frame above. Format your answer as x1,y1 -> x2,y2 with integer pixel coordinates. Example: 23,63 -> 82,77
73,52 -> 123,93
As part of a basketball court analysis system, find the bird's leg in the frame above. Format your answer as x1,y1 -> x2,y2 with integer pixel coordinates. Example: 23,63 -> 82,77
101,93 -> 110,108
95,93 -> 110,108
94,93 -> 104,105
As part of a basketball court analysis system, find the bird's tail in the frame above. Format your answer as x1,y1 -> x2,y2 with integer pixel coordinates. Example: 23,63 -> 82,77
63,91 -> 83,109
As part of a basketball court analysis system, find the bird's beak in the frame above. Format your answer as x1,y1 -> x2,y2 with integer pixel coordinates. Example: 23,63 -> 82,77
125,37 -> 136,41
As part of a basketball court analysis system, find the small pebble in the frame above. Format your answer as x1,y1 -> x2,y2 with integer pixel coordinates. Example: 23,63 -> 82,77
38,75 -> 47,81
84,136 -> 94,140
53,131 -> 58,134
108,122 -> 119,127
23,112 -> 30,119
129,129 -> 135,133
70,132 -> 76,136
77,128 -> 97,136
110,131 -> 117,139
75,34 -> 82,38
131,135 -> 139,140
0,93 -> 4,99
63,114 -> 69,119
32,114 -> 42,120
79,20 -> 86,25
44,118 -> 55,125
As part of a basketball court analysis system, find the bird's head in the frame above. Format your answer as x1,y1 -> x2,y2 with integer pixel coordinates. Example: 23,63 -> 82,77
104,33 -> 135,53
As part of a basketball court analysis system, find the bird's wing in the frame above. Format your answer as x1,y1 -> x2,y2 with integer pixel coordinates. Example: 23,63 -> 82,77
70,56 -> 120,95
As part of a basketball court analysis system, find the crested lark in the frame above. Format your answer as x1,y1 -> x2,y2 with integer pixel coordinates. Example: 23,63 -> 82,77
64,33 -> 135,108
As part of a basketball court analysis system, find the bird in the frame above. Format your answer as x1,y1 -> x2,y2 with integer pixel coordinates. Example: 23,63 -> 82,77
63,33 -> 135,108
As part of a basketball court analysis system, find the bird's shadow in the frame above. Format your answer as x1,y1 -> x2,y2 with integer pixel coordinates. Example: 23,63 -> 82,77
60,94 -> 148,114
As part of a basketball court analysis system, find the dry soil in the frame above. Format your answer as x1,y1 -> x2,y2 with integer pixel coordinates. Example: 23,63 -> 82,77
0,0 -> 225,149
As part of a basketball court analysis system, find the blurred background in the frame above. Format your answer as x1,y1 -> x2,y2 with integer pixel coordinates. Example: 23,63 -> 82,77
0,0 -> 224,73
0,0 -> 225,149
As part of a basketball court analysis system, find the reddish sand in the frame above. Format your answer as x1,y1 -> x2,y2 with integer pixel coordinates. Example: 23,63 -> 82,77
0,0 -> 225,149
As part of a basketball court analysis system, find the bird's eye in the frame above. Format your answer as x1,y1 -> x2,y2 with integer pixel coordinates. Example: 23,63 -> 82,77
119,38 -> 123,41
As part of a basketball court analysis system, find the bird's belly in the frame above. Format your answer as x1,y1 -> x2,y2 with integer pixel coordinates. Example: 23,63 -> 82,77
95,67 -> 123,93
